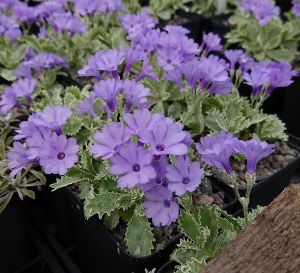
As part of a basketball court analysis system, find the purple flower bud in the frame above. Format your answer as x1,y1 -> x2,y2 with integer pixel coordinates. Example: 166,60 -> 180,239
166,156 -> 204,196
109,142 -> 156,189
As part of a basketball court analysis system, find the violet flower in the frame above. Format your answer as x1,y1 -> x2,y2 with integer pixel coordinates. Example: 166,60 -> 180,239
30,106 -> 72,135
156,47 -> 182,71
224,49 -> 245,70
164,25 -> 190,36
7,142 -> 33,177
292,0 -> 300,16
0,88 -> 17,114
76,95 -> 97,118
12,2 -> 37,23
135,58 -> 158,82
196,131 -> 238,174
0,14 -> 22,42
164,68 -> 184,90
143,187 -> 179,226
109,142 -> 156,189
93,79 -> 123,113
78,55 -> 102,80
74,0 -> 123,15
166,156 -> 204,196
200,32 -> 223,54
39,134 -> 79,175
236,139 -> 276,174
122,80 -> 150,112
51,12 -> 87,35
120,46 -> 146,73
11,78 -> 37,101
35,1 -> 65,20
90,122 -> 132,160
208,80 -> 234,96
139,119 -> 188,156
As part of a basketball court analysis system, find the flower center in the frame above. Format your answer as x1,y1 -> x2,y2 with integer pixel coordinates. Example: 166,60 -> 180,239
182,177 -> 190,185
132,163 -> 141,172
57,152 -> 65,160
167,59 -> 172,64
164,199 -> 171,208
155,178 -> 162,184
156,144 -> 165,152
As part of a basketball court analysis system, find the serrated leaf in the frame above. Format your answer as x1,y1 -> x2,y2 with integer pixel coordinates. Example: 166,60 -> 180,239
179,211 -> 202,244
51,176 -> 86,191
103,210 -> 120,230
125,206 -> 154,257
62,116 -> 83,136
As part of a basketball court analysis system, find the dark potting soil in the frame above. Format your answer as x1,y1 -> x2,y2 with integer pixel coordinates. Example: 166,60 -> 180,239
214,142 -> 299,190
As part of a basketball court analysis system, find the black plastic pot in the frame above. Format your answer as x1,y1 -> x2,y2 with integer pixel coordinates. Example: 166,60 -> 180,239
157,261 -> 176,273
37,187 -> 180,273
0,198 -> 78,273
215,134 -> 300,208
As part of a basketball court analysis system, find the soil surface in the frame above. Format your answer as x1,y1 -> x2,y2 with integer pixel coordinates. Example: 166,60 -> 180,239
214,142 -> 299,189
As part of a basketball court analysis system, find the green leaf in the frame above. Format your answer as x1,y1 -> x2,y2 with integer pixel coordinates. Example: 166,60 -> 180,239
51,176 -> 86,191
62,116 -> 83,136
103,210 -> 120,230
125,206 -> 154,257
84,191 -> 122,220
179,211 -> 201,244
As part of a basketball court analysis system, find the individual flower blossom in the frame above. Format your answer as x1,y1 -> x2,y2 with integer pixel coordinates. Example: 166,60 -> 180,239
133,33 -> 159,55
94,49 -> 124,78
135,58 -> 158,82
93,79 -> 123,113
0,0 -> 17,11
180,59 -> 202,89
73,0 -> 123,15
14,120 -> 38,141
265,61 -> 297,95
139,119 -> 188,156
90,122 -> 132,160
120,46 -> 146,73
26,127 -> 53,160
120,10 -> 157,36
122,80 -> 150,112
208,80 -> 234,96
292,0 -> 300,16
236,139 -> 276,174
51,12 -> 87,35
240,0 -> 279,25
244,62 -> 270,96
0,14 -> 22,42
164,68 -> 184,90
143,187 -> 179,226
12,2 -> 37,23
196,131 -> 238,174
35,0 -> 65,20
166,156 -> 204,196
177,36 -> 200,62
76,95 -> 97,118
164,25 -> 190,37
123,108 -> 164,137
109,142 -> 156,189
238,53 -> 255,73
0,88 -> 17,114
39,134 -> 79,175
30,106 -> 72,135
224,49 -> 245,70
77,55 -> 102,80
156,47 -> 182,71
7,142 -> 33,177
200,32 -> 223,54
11,78 -> 37,101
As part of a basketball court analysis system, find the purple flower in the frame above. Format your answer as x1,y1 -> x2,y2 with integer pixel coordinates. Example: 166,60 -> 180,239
196,131 -> 238,174
143,187 -> 179,226
122,80 -> 150,112
120,46 -> 146,73
156,47 -> 182,71
200,32 -> 223,54
7,142 -> 33,177
180,59 -> 202,88
94,49 -> 124,77
135,58 -> 158,82
12,3 -> 36,23
123,108 -> 164,137
139,119 -> 188,156
11,78 -> 37,100
240,0 -> 279,25
244,62 -> 270,96
93,79 -> 123,113
224,49 -> 245,70
236,139 -> 276,173
164,25 -> 190,36
90,122 -> 132,160
51,12 -> 87,35
35,1 -> 65,20
39,134 -> 79,175
0,0 -> 17,11
76,95 -> 97,117
14,120 -> 37,141
164,68 -> 184,90
292,0 -> 300,16
74,0 -> 123,15
208,80 -> 234,96
266,61 -> 297,95
0,88 -> 17,114
78,55 -> 102,80
109,142 -> 156,189
30,106 -> 72,135
166,156 -> 204,196
0,14 -> 21,42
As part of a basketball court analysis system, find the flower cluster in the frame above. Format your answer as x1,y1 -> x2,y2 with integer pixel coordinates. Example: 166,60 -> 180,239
0,14 -> 21,42
240,0 -> 280,25
8,106 -> 79,176
73,0 -> 123,15
197,130 -> 276,175
90,109 -> 204,226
